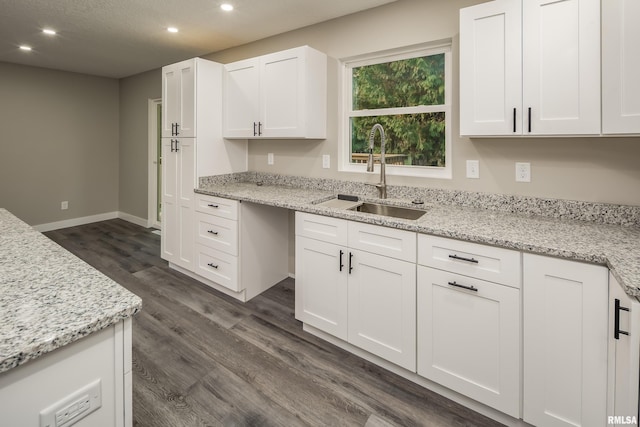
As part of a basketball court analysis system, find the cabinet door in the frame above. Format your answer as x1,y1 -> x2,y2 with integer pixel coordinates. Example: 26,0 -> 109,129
459,0 -> 522,136
417,266 -> 520,417
224,59 -> 259,138
161,138 -> 179,263
161,138 -> 195,270
295,236 -> 348,340
260,48 -> 304,138
162,60 -> 196,138
602,0 -> 640,134
522,0 -> 600,135
523,254 -> 608,427
348,250 -> 416,371
608,273 -> 640,421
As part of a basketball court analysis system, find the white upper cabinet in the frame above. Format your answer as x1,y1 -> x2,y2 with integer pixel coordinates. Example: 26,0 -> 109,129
460,0 -> 601,136
223,46 -> 327,139
602,0 -> 640,134
162,59 -> 196,138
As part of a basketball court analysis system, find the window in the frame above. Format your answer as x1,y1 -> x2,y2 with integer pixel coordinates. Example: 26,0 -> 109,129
340,42 -> 452,179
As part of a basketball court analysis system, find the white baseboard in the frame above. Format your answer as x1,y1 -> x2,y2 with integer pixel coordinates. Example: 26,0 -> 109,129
34,211 -> 148,232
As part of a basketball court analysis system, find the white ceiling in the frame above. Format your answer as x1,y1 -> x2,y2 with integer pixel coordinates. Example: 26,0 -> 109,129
0,0 -> 397,78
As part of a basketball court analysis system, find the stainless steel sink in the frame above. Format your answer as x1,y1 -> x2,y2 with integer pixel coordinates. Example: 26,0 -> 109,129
349,202 -> 426,220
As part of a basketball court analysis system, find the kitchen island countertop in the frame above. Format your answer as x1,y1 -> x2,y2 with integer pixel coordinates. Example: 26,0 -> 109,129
0,209 -> 142,374
197,177 -> 640,299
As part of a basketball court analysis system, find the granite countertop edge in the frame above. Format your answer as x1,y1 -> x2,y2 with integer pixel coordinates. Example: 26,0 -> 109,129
196,180 -> 640,299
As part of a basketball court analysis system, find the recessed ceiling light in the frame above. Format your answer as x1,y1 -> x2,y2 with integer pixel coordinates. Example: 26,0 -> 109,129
167,27 -> 179,33
19,45 -> 32,51
43,29 -> 57,35
220,3 -> 234,11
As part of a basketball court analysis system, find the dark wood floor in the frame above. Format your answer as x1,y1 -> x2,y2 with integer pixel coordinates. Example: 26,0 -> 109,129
45,219 -> 505,427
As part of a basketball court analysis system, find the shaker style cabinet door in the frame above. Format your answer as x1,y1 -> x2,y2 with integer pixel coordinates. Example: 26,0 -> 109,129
417,266 -> 520,418
459,0 -> 522,136
602,0 -> 640,134
223,58 -> 260,138
523,253 -> 608,427
162,59 -> 196,138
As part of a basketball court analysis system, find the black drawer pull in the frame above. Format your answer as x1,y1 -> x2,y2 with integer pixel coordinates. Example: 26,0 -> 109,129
339,250 -> 344,272
207,230 -> 219,235
448,254 -> 479,264
207,263 -> 219,269
253,122 -> 257,136
349,252 -> 353,274
615,298 -> 630,340
207,204 -> 219,208
448,281 -> 478,292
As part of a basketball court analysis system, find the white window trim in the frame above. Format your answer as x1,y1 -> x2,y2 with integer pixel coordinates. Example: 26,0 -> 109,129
338,41 -> 453,179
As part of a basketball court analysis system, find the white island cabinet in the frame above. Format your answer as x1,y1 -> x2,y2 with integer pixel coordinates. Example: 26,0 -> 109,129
460,0 -> 601,136
295,212 -> 416,371
224,46 -> 327,139
523,253 -> 608,427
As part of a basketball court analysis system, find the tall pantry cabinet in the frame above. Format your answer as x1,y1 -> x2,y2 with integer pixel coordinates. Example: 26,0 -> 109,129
161,58 -> 247,270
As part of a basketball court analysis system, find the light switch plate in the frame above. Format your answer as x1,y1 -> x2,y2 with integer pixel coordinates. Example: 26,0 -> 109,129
466,160 -> 479,179
322,154 -> 330,169
267,153 -> 274,165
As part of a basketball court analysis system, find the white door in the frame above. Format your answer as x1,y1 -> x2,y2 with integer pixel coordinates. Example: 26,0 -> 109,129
347,250 -> 416,371
224,59 -> 259,138
523,254 -> 608,427
417,266 -> 520,417
602,0 -> 640,134
522,0 -> 600,135
295,236 -> 348,340
459,0 -> 522,136
260,48 -> 303,137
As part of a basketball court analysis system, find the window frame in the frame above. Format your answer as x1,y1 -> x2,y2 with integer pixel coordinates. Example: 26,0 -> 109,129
339,41 -> 453,179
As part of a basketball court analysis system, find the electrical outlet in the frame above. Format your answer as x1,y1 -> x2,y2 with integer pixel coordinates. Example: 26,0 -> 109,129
61,201 -> 69,210
322,154 -> 330,169
466,160 -> 479,179
267,153 -> 274,165
515,162 -> 531,182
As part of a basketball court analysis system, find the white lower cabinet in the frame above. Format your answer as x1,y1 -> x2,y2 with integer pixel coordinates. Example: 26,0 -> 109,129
523,253 -> 609,427
607,273 -> 640,422
295,212 -> 416,370
416,235 -> 521,418
417,267 -> 520,417
191,194 -> 288,301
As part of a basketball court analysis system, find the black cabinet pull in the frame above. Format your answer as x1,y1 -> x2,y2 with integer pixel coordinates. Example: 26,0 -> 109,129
207,230 -> 219,235
615,298 -> 630,340
513,108 -> 517,133
339,250 -> 344,272
175,123 -> 180,136
207,204 -> 219,208
171,123 -> 175,136
170,139 -> 175,152
447,281 -> 478,292
174,139 -> 179,151
258,122 -> 263,136
253,122 -> 257,136
528,107 -> 532,133
348,252 -> 353,274
448,254 -> 478,264
207,263 -> 219,269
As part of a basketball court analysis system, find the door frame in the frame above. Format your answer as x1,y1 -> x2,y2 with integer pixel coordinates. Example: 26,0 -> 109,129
147,98 -> 162,229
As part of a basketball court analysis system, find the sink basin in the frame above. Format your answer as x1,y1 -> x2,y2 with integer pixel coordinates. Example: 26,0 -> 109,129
349,202 -> 426,220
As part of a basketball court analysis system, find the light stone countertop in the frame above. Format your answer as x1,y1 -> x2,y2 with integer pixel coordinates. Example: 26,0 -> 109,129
197,177 -> 640,299
0,209 -> 142,374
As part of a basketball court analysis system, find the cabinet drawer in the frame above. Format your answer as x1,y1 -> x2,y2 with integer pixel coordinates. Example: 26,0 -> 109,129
195,212 -> 238,255
195,194 -> 239,220
194,244 -> 240,292
348,222 -> 416,262
418,235 -> 520,288
295,212 -> 348,246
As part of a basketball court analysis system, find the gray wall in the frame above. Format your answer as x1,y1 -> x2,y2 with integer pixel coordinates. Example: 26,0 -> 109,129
118,68 -> 162,220
0,62 -> 120,225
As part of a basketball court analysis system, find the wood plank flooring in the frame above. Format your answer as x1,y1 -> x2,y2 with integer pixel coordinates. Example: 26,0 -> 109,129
45,219 -> 505,427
